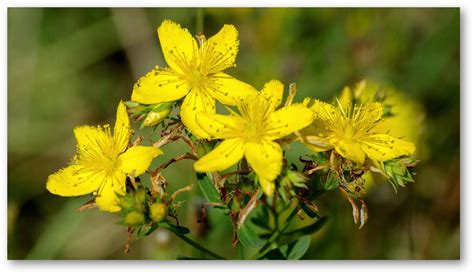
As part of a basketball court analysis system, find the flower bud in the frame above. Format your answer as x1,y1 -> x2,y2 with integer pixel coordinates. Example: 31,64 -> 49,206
149,203 -> 168,223
124,211 -> 145,227
142,103 -> 173,127
135,188 -> 146,204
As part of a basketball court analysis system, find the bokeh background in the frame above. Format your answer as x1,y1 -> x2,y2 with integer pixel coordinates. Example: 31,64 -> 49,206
7,8 -> 459,259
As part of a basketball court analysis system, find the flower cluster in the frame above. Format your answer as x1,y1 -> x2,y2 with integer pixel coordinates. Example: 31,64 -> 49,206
45,20 -> 418,259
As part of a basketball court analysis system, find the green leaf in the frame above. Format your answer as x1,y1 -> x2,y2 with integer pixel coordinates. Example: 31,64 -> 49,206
301,203 -> 319,219
324,171 -> 341,191
287,236 -> 311,260
309,152 -> 329,165
278,245 -> 289,258
237,221 -> 264,248
196,172 -> 221,203
159,222 -> 190,235
135,223 -> 159,239
250,205 -> 271,231
284,216 -> 328,237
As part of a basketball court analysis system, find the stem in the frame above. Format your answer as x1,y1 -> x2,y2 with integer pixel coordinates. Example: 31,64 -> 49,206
167,228 -> 227,260
251,205 -> 300,259
196,8 -> 204,33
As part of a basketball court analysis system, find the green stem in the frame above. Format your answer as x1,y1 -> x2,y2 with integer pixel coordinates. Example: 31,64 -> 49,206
196,8 -> 204,33
251,205 -> 300,259
167,228 -> 227,260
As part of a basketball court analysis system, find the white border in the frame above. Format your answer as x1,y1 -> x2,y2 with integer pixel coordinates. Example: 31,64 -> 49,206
1,1 -> 470,274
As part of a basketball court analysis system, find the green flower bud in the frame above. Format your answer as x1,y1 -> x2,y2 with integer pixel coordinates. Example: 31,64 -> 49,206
124,211 -> 145,227
149,203 -> 168,223
135,188 -> 147,204
119,196 -> 134,210
142,103 -> 173,127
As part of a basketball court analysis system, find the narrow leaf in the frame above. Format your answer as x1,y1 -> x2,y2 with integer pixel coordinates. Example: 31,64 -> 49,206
287,236 -> 311,260
196,172 -> 221,203
284,216 -> 328,237
237,221 -> 264,248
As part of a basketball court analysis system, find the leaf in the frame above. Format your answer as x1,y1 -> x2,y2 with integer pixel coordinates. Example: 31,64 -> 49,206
196,172 -> 221,203
278,245 -> 289,258
250,205 -> 271,230
284,216 -> 328,237
159,222 -> 190,235
324,171 -> 341,191
287,236 -> 311,260
135,223 -> 159,239
237,221 -> 264,248
301,203 -> 319,219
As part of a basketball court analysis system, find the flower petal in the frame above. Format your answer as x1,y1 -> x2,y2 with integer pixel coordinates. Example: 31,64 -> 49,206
267,104 -> 314,140
180,89 -> 216,138
200,24 -> 239,73
114,101 -> 132,154
361,134 -> 415,162
158,20 -> 198,73
245,141 -> 283,196
131,68 -> 191,104
74,125 -> 114,157
194,138 -> 245,172
95,173 -> 126,212
357,102 -> 383,126
303,97 -> 339,122
46,165 -> 102,196
208,73 -> 257,106
260,80 -> 284,110
196,112 -> 242,139
300,135 -> 333,152
332,139 -> 366,164
117,146 -> 163,176
338,86 -> 353,112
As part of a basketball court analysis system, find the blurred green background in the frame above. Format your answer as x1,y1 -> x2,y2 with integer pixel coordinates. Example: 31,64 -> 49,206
7,8 -> 459,259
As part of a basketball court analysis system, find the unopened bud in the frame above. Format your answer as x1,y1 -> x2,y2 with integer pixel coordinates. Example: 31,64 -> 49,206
149,203 -> 168,223
142,103 -> 173,127
124,211 -> 145,227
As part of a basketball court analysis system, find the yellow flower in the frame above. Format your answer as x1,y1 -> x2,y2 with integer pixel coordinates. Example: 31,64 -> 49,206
131,20 -> 257,138
301,87 -> 415,165
193,80 -> 314,196
46,102 -> 162,212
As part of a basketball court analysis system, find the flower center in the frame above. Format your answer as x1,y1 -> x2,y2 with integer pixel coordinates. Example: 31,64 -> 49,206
244,122 -> 264,141
187,69 -> 209,90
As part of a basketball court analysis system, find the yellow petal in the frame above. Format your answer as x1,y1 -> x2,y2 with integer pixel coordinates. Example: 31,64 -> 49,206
332,139 -> 366,164
180,89 -> 216,138
95,173 -> 126,212
74,125 -> 114,157
361,134 -> 415,162
303,98 -> 340,122
200,24 -> 239,73
357,102 -> 383,125
117,146 -> 163,176
194,138 -> 245,172
114,101 -> 131,154
46,165 -> 101,196
260,80 -> 284,110
158,20 -> 198,73
338,86 -> 353,112
244,141 -> 282,196
267,104 -> 314,140
300,135 -> 333,152
259,178 -> 276,197
209,73 -> 257,105
131,68 -> 191,104
196,112 -> 242,139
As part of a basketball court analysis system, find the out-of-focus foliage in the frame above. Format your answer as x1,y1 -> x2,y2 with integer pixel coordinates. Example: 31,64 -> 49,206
8,8 -> 459,259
